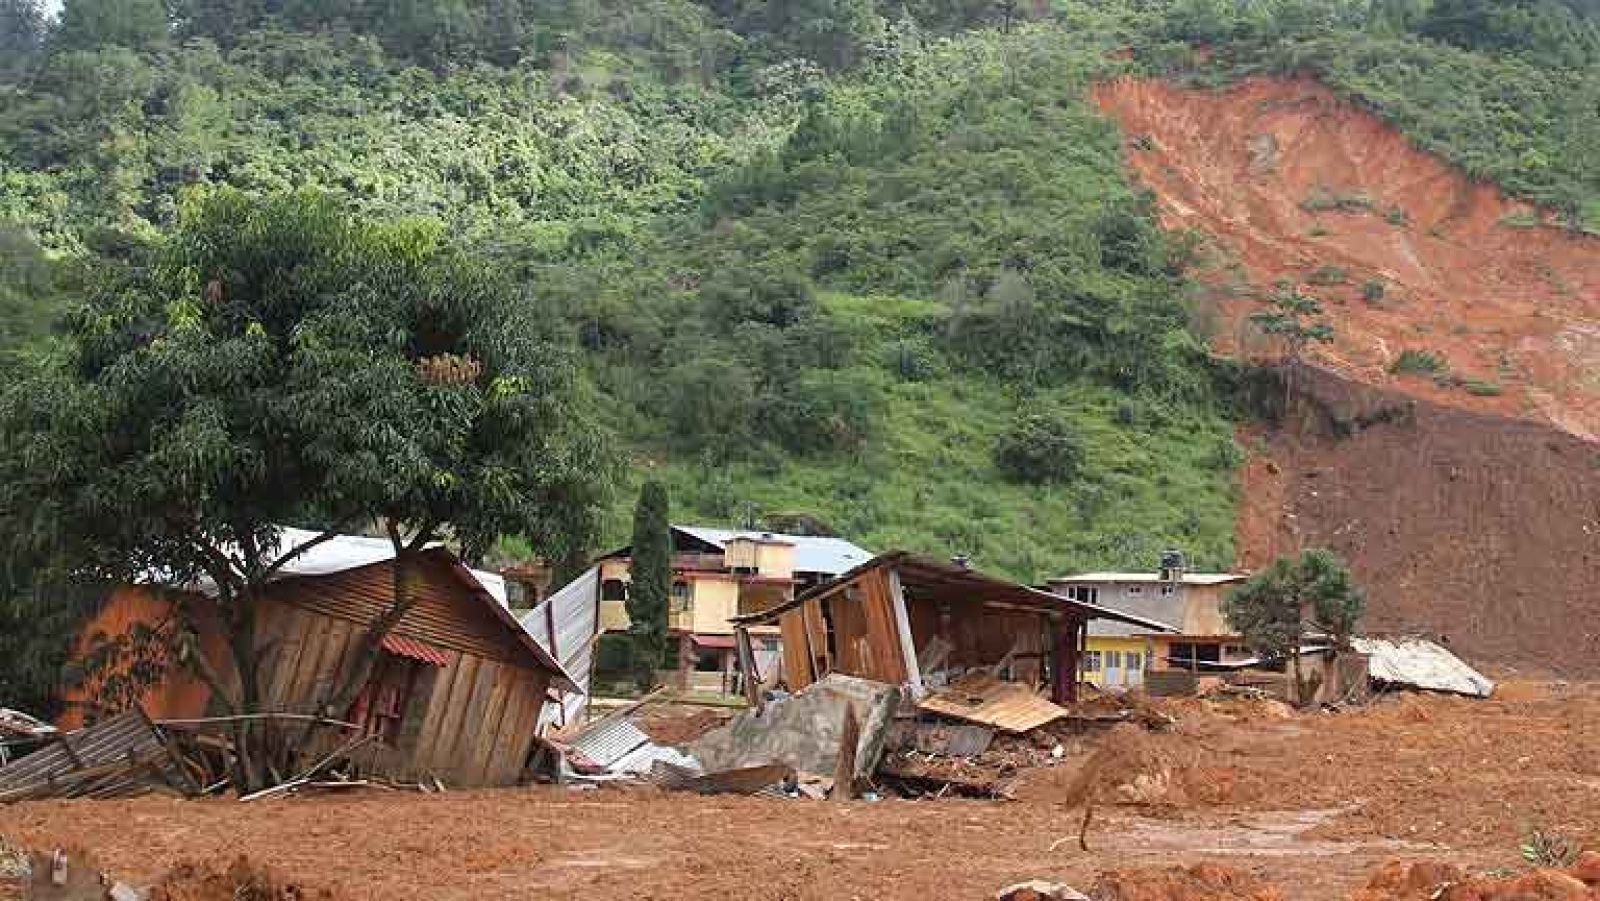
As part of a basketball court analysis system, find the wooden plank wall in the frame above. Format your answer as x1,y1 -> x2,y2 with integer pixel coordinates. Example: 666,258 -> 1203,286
774,569 -> 910,689
252,561 -> 551,787
904,596 -> 1046,682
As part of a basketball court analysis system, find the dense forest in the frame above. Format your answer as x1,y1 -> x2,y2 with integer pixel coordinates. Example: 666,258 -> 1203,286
1,0 -> 1595,584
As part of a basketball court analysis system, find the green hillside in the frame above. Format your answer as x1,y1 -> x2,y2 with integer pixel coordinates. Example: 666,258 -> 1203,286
1,0 -> 1595,581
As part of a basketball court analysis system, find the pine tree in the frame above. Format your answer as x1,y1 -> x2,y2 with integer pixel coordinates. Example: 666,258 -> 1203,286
627,480 -> 671,691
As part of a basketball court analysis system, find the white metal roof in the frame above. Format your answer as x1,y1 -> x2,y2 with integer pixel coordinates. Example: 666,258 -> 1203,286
521,564 -> 600,731
1054,572 -> 1246,586
1352,637 -> 1495,698
672,525 -> 873,576
191,527 -> 509,605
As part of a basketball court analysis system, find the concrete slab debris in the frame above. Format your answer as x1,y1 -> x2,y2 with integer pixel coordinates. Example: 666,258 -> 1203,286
1351,637 -> 1494,698
688,674 -> 899,783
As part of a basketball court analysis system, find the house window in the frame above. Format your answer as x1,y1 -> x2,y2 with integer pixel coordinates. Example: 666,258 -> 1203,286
1080,651 -> 1102,673
1144,651 -> 1154,670
348,651 -> 425,746
1127,585 -> 1143,596
601,578 -> 627,602
1065,585 -> 1098,604
1160,584 -> 1177,597
1106,651 -> 1121,670
671,580 -> 691,612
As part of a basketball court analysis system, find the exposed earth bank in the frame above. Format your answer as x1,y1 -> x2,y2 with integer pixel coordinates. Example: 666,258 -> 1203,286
1095,75 -> 1600,676
1095,76 -> 1600,441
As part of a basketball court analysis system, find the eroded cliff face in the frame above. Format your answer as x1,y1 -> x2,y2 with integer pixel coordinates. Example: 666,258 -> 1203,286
1235,364 -> 1600,674
1095,76 -> 1600,441
1093,75 -> 1600,673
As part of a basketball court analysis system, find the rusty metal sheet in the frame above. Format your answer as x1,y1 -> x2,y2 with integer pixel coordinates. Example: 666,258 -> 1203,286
916,673 -> 1067,734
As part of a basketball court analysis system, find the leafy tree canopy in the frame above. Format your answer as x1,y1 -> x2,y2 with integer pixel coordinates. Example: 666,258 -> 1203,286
0,188 -> 611,780
1222,548 -> 1366,662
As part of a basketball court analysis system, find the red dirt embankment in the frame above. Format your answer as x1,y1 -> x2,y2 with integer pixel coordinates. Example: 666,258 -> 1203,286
1095,77 -> 1600,441
1235,363 -> 1600,675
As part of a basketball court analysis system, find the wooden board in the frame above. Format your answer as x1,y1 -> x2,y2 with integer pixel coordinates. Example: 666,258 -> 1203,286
858,568 -> 909,684
916,673 -> 1068,734
779,608 -> 814,691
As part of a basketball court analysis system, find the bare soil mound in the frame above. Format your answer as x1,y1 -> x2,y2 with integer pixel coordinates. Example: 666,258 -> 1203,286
1236,362 -> 1600,675
149,856 -> 337,901
1092,863 -> 1285,901
1095,77 -> 1600,440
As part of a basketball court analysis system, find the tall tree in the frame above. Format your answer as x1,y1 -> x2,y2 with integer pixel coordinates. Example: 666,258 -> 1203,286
0,189 -> 610,788
0,0 -> 47,80
626,479 -> 670,691
1249,285 -> 1334,415
1222,549 -> 1364,704
56,0 -> 169,49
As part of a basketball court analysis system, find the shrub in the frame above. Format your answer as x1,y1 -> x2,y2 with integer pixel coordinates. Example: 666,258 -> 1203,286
884,338 -> 936,382
1360,279 -> 1385,303
1385,206 -> 1409,226
1302,186 -> 1372,213
1391,349 -> 1448,376
995,409 -> 1085,485
1463,378 -> 1504,396
1307,265 -> 1348,286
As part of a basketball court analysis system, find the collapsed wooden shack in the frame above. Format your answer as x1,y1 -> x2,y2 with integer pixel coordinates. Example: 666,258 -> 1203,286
730,552 -> 1174,706
64,530 -> 577,788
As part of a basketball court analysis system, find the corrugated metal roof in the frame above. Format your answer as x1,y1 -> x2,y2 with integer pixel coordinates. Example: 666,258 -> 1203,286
380,634 -> 451,667
1352,637 -> 1495,698
672,525 -> 872,576
176,527 -> 575,691
0,708 -> 194,803
608,742 -> 700,776
1055,572 -> 1247,586
569,717 -> 652,769
522,565 -> 600,731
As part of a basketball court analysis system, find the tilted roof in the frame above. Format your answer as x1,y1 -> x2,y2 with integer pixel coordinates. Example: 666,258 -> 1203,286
189,526 -> 574,691
733,551 -> 1178,633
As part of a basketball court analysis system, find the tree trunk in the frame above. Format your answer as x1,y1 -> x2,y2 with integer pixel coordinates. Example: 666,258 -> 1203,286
292,552 -> 422,767
229,589 -> 268,792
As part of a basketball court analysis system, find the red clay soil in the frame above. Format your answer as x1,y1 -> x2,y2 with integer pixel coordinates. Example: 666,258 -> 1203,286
1233,362 -> 1600,675
1094,76 -> 1600,441
4,688 -> 1596,901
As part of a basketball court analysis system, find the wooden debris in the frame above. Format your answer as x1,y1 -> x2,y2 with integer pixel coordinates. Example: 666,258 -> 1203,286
0,708 -> 197,804
917,674 -> 1069,734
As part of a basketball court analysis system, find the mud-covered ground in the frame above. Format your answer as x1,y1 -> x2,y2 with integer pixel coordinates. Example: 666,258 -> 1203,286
4,684 -> 1596,900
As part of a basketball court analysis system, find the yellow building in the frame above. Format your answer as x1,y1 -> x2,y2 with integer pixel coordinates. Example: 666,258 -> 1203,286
1050,560 -> 1247,691
595,524 -> 873,691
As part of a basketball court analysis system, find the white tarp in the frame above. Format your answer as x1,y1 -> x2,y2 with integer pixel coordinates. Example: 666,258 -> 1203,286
523,565 -> 601,730
1352,636 -> 1495,698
